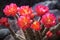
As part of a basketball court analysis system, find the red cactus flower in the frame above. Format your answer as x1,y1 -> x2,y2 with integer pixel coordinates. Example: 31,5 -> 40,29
3,3 -> 17,16
46,31 -> 53,38
40,13 -> 56,28
0,17 -> 8,26
31,21 -> 41,31
17,16 -> 31,30
35,5 -> 49,16
0,17 -> 8,24
18,6 -> 34,18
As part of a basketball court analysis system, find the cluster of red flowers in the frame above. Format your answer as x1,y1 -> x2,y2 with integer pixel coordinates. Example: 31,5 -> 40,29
17,6 -> 41,31
3,3 -> 57,32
